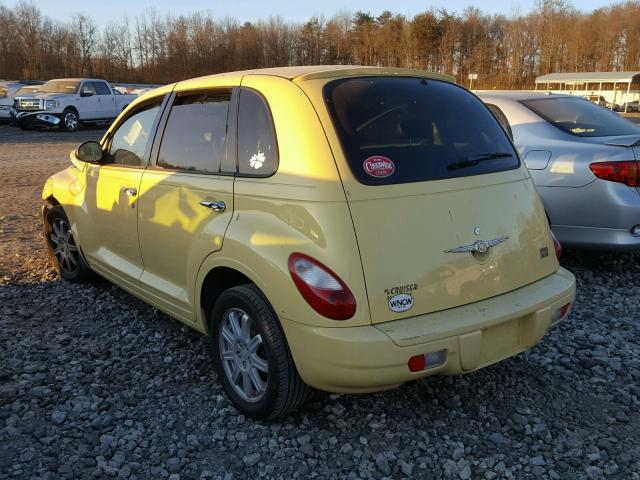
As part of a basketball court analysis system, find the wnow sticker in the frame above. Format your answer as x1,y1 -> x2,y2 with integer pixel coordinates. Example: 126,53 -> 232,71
388,293 -> 414,313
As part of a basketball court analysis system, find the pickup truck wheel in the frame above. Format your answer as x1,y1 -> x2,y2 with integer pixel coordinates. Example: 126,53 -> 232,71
44,206 -> 93,282
209,284 -> 312,419
61,109 -> 79,132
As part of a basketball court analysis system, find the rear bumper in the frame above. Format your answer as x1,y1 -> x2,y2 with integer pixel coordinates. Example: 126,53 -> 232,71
282,267 -> 575,393
539,182 -> 640,250
552,225 -> 640,251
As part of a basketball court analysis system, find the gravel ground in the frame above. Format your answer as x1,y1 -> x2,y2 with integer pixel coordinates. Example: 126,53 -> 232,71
1,124 -> 639,480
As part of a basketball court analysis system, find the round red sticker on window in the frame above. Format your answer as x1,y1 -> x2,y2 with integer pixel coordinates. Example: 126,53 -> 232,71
363,156 -> 395,178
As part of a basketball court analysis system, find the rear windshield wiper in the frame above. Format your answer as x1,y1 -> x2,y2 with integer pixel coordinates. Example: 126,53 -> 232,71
447,152 -> 513,171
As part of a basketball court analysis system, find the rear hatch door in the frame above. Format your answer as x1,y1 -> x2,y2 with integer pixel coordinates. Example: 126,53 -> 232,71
316,76 -> 558,324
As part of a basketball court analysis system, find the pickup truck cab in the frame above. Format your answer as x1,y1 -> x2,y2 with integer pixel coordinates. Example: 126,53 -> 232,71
12,78 -> 137,131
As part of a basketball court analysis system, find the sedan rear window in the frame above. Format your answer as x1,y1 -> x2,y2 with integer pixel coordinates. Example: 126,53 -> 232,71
324,77 -> 519,185
521,97 -> 639,137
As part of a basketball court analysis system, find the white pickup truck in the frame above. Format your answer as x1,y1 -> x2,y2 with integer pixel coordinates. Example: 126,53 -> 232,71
12,78 -> 138,131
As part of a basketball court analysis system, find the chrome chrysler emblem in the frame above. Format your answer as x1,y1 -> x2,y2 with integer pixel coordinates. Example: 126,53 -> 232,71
444,236 -> 509,254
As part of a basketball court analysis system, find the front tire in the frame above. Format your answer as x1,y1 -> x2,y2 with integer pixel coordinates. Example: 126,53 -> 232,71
61,108 -> 79,132
44,206 -> 93,282
209,284 -> 311,419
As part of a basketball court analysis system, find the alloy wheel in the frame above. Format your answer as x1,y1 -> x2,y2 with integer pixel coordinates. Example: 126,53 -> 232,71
64,112 -> 78,130
49,218 -> 79,274
218,308 -> 269,402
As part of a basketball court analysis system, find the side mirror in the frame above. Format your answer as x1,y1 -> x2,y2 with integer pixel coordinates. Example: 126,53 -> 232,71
76,141 -> 103,163
80,90 -> 94,97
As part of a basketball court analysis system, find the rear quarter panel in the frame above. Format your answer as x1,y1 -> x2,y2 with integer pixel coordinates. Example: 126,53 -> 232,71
196,74 -> 372,330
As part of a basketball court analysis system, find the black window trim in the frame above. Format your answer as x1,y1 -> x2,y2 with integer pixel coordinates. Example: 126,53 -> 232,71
149,87 -> 238,177
235,86 -> 280,179
100,93 -> 169,169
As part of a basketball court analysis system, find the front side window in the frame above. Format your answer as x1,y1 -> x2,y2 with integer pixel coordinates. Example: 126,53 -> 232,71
237,89 -> 278,176
157,91 -> 231,173
80,83 -> 97,96
108,99 -> 163,166
91,81 -> 111,95
324,77 -> 519,185
522,97 -> 639,137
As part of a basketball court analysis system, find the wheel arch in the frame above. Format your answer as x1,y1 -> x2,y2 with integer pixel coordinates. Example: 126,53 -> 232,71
63,105 -> 79,115
42,195 -> 61,221
196,258 -> 268,335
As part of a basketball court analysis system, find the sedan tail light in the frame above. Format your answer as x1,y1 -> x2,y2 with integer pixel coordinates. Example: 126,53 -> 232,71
589,161 -> 639,187
288,253 -> 356,320
551,230 -> 562,259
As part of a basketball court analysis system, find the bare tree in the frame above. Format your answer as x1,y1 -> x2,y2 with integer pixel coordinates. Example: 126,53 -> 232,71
72,13 -> 97,76
2,1 -> 640,89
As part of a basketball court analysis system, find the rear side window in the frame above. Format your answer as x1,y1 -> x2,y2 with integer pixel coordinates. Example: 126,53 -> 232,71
157,91 -> 231,174
91,81 -> 111,95
521,97 -> 639,137
324,77 -> 519,185
238,89 -> 278,176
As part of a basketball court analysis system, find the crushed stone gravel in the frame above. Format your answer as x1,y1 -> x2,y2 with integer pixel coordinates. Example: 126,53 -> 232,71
1,124 -> 639,479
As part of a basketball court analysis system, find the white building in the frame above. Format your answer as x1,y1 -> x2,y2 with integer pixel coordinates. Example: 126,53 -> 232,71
534,72 -> 640,111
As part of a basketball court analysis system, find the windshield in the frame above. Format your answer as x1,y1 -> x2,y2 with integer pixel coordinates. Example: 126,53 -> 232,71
324,77 -> 519,185
39,80 -> 80,94
522,97 -> 639,137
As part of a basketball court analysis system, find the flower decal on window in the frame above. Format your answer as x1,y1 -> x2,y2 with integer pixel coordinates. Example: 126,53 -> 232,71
249,151 -> 265,169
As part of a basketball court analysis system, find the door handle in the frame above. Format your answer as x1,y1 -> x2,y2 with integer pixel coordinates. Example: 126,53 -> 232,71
121,186 -> 137,197
199,200 -> 226,212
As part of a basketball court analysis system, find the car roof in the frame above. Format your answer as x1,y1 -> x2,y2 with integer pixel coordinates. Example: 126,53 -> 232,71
135,66 -> 456,109
474,90 -> 577,101
44,78 -> 107,82
174,65 -> 455,89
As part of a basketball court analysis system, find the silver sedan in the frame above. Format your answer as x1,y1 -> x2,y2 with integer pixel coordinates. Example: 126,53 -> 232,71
477,91 -> 640,251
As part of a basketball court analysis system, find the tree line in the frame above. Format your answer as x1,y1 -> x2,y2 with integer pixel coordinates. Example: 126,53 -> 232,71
1,0 -> 639,89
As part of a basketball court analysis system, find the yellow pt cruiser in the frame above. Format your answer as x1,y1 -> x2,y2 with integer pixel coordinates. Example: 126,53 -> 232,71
42,66 -> 576,419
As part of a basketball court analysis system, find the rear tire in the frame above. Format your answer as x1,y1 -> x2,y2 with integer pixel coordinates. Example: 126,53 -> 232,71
61,108 -> 79,132
44,206 -> 93,282
209,284 -> 312,419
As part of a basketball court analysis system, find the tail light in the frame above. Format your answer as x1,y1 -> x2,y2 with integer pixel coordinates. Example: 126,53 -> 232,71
288,253 -> 356,320
551,231 -> 562,259
589,161 -> 639,187
408,350 -> 447,372
552,302 -> 571,325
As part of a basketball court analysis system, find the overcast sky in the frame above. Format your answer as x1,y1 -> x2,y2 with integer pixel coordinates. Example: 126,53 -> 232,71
6,0 -> 615,25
